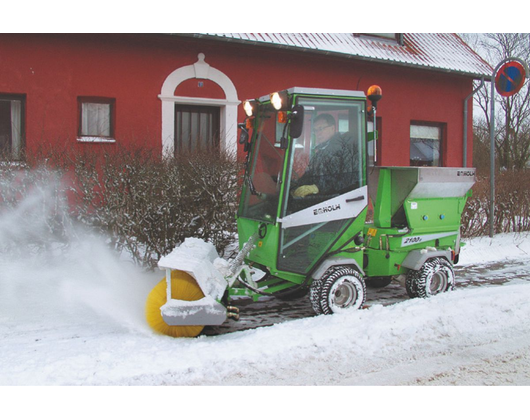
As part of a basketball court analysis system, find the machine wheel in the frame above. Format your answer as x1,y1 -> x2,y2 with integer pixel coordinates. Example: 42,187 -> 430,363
318,266 -> 366,315
407,257 -> 455,299
309,277 -> 325,315
145,270 -> 205,338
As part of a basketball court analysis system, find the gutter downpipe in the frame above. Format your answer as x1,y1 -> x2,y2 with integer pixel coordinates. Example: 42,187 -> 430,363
463,77 -> 484,167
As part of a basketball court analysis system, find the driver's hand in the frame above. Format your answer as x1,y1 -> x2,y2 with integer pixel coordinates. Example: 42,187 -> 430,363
293,184 -> 319,197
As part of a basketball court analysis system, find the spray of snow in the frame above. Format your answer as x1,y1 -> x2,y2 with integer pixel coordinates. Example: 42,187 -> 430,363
0,175 -> 158,335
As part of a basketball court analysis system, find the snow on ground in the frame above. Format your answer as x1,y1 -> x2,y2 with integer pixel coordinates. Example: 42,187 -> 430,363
1,191 -> 529,416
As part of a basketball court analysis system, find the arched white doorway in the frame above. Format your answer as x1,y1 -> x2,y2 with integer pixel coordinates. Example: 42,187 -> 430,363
159,53 -> 240,156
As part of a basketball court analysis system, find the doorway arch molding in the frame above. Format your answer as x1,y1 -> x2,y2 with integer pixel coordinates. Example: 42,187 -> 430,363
159,53 -> 240,156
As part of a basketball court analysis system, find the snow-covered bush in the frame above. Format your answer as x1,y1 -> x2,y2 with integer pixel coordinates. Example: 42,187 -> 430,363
461,170 -> 530,237
66,146 -> 242,268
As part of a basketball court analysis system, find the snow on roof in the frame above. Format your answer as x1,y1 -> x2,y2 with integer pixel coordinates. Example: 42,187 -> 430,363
195,33 -> 493,79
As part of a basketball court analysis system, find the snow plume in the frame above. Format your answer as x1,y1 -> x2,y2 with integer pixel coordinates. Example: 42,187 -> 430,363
0,168 -> 157,335
0,168 -> 72,255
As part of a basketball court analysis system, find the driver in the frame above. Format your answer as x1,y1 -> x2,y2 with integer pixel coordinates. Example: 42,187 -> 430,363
292,113 -> 358,198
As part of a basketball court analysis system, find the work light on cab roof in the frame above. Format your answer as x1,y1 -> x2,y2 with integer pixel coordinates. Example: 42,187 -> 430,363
243,100 -> 255,117
270,92 -> 283,110
367,85 -> 383,104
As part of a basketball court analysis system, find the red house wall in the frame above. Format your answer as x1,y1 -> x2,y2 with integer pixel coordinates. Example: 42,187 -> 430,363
0,33 -> 475,166
173,36 -> 474,167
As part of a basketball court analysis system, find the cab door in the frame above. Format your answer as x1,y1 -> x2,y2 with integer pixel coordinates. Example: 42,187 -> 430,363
277,97 -> 367,275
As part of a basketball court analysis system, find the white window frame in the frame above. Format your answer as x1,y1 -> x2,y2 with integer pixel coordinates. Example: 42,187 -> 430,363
0,95 -> 25,160
410,123 -> 443,167
77,97 -> 116,143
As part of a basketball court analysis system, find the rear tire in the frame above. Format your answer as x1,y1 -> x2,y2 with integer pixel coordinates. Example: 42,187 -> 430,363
145,270 -> 205,338
318,266 -> 366,315
406,257 -> 455,299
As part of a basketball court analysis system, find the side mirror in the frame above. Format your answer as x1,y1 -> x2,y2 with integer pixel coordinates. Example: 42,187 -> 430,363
238,122 -> 249,144
289,105 -> 305,139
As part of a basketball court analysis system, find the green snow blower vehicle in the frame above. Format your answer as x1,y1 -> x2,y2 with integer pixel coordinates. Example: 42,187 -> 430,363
145,86 -> 476,337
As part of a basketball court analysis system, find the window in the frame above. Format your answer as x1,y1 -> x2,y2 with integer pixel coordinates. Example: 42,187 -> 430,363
174,105 -> 220,154
410,123 -> 444,167
356,34 -> 404,45
78,97 -> 115,141
0,94 -> 25,160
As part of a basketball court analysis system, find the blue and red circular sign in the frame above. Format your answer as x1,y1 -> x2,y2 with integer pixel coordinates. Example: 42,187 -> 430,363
495,61 -> 526,97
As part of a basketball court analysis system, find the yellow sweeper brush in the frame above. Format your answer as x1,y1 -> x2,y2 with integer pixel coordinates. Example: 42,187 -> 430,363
145,270 -> 205,338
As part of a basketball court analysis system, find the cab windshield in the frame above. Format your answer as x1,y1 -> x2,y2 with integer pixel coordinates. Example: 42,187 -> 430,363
238,103 -> 286,222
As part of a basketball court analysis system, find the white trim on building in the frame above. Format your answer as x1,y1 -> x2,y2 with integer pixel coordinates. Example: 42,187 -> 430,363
159,53 -> 240,156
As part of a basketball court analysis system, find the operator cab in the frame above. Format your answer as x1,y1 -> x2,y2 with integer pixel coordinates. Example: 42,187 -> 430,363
238,87 -> 369,275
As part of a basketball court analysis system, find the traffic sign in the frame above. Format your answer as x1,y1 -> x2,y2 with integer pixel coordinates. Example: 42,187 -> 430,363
495,61 -> 526,97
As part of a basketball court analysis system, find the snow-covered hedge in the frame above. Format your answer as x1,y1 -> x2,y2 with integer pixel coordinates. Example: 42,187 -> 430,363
68,147 -> 242,267
461,170 -> 530,237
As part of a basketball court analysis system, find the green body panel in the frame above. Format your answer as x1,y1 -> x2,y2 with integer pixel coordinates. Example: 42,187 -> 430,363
364,166 -> 473,278
322,206 -> 367,267
373,167 -> 392,228
236,217 -> 306,284
362,224 -> 461,277
403,197 -> 468,231
237,218 -> 279,269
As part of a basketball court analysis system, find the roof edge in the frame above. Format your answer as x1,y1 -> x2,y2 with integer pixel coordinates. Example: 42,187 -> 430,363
173,33 -> 493,80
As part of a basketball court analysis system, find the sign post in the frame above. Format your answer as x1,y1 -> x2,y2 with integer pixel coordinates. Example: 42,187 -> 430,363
489,58 -> 529,237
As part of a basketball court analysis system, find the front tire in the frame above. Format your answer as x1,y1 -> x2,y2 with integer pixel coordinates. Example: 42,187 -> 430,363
318,266 -> 366,315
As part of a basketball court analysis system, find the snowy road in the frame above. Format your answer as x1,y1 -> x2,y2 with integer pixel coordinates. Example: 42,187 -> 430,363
202,257 -> 530,336
1,232 -> 530,390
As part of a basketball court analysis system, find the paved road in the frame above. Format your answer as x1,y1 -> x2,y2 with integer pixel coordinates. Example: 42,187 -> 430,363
203,259 -> 530,336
